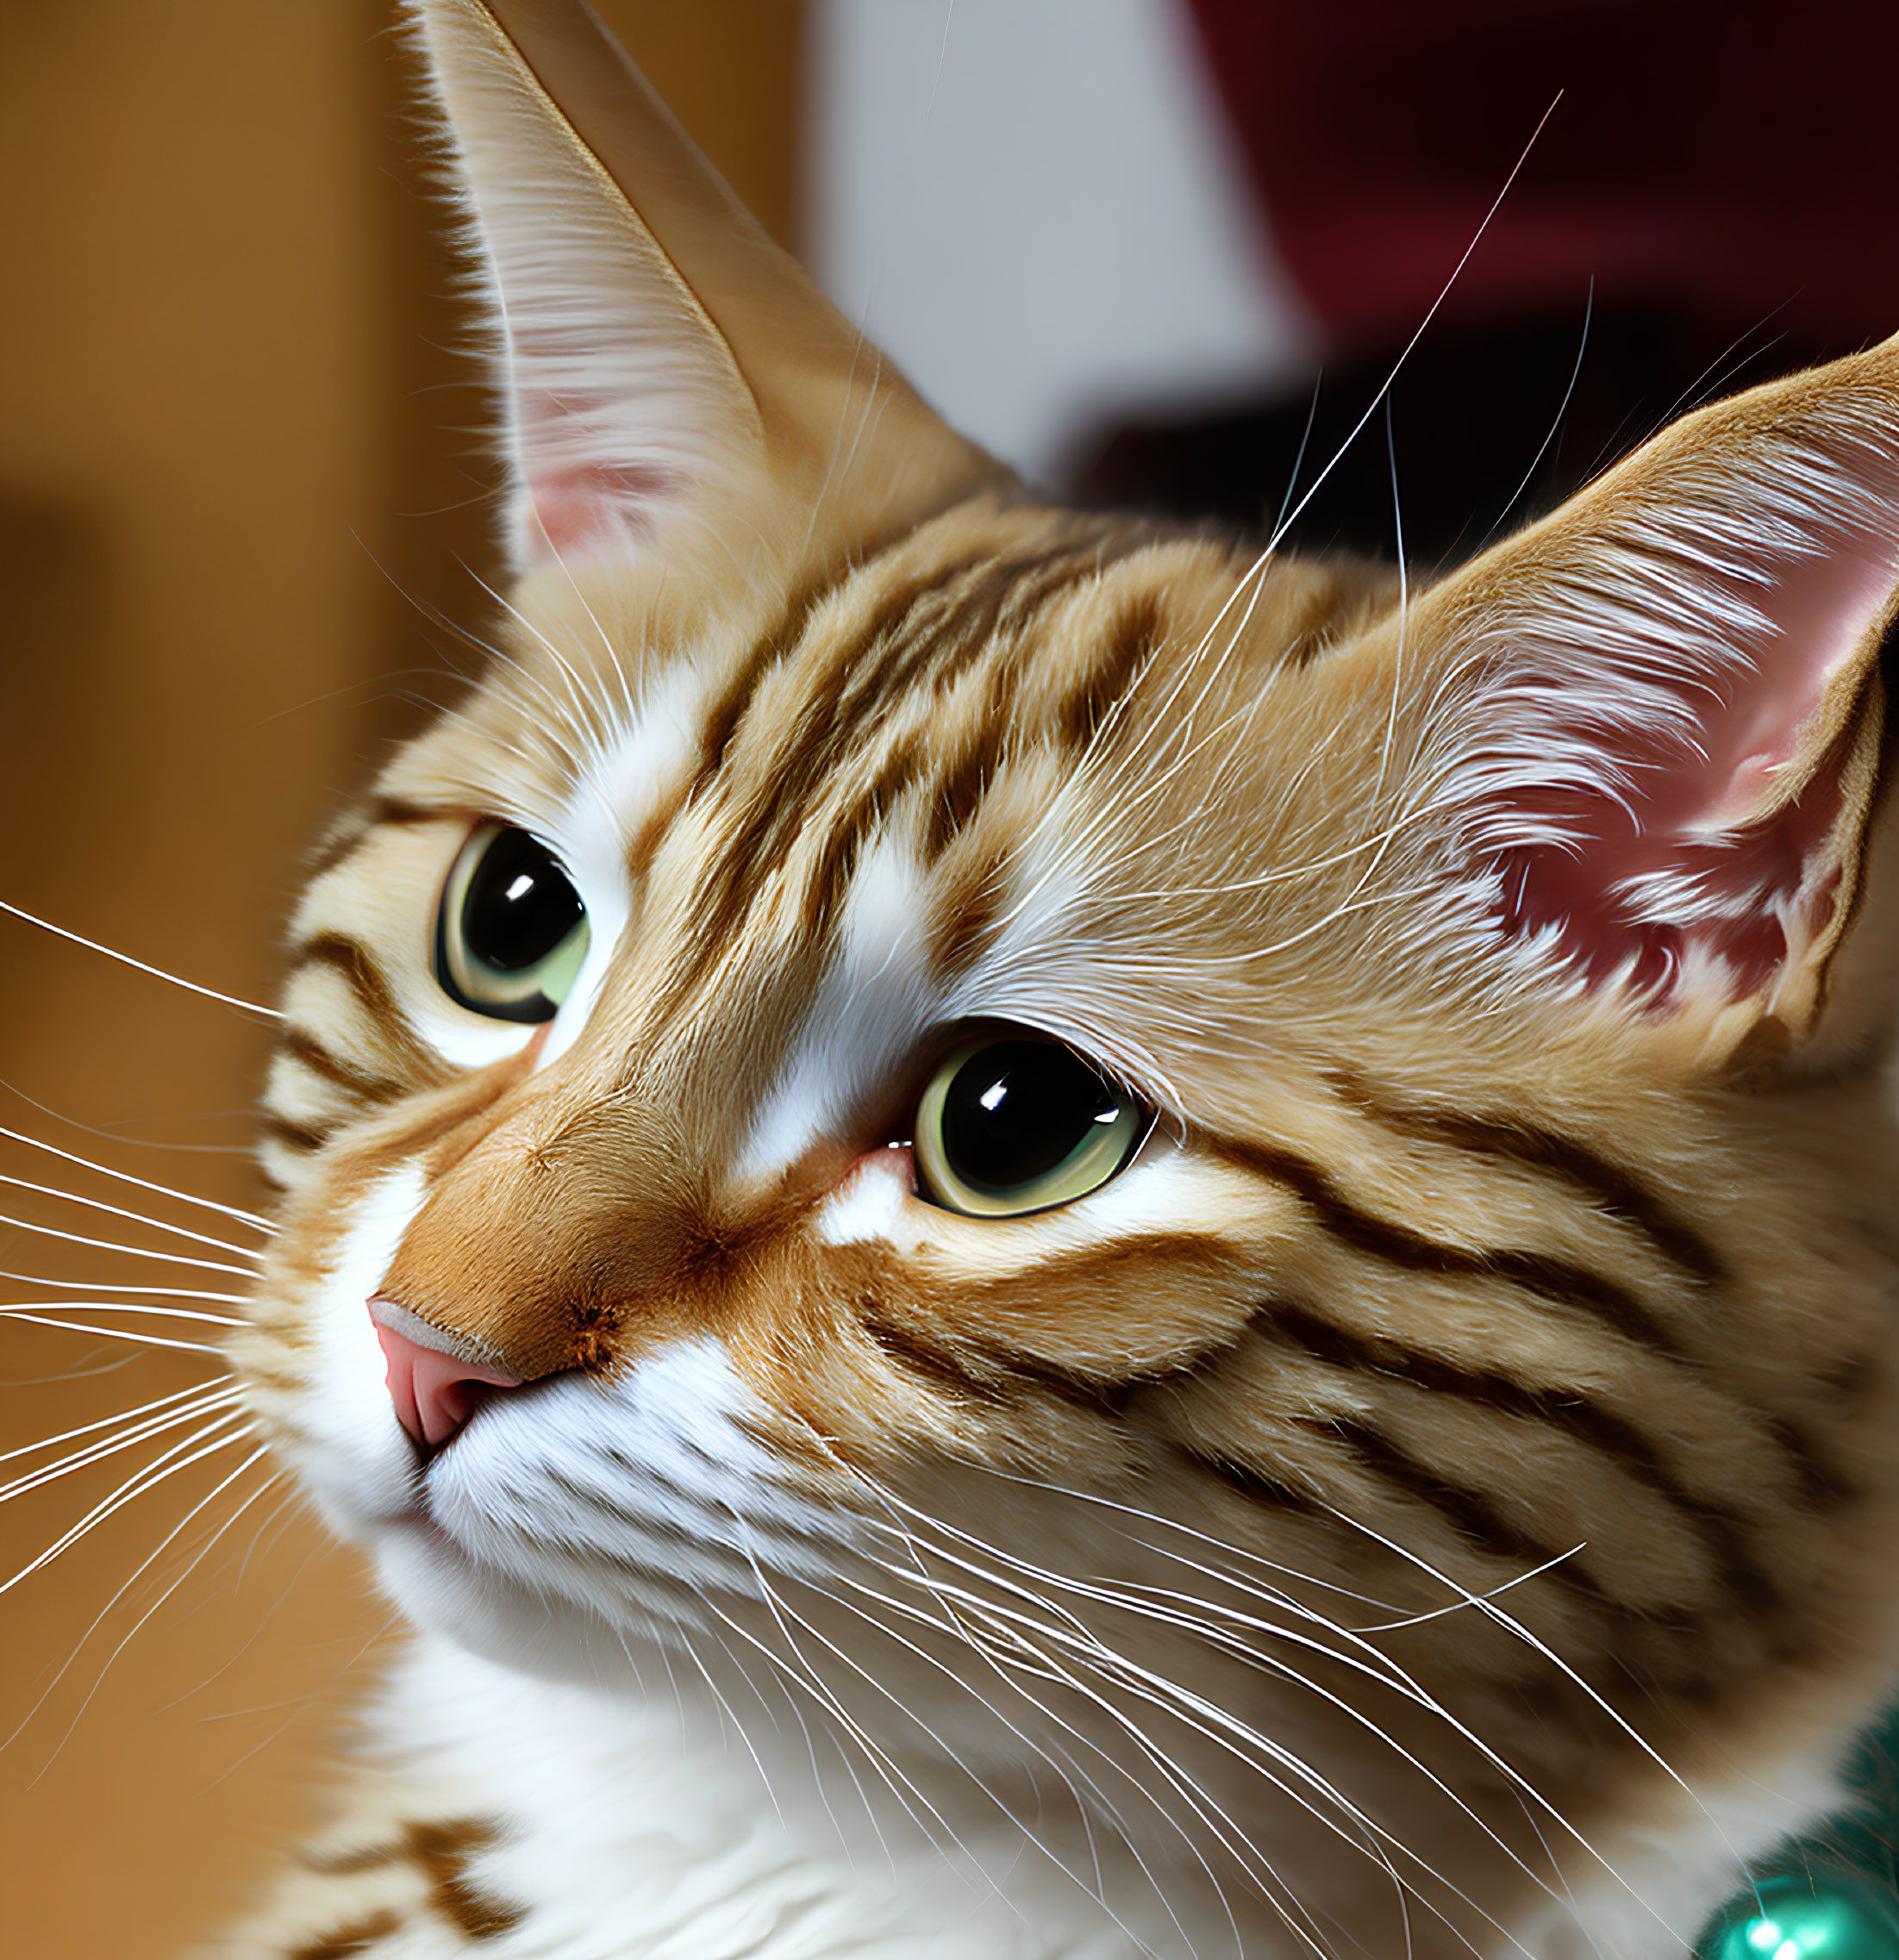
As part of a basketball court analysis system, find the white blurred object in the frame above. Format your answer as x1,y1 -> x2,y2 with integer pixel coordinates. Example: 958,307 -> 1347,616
804,0 -> 1318,487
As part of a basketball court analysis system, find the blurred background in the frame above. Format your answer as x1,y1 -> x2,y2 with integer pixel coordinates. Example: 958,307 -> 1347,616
1,3 -> 1892,1951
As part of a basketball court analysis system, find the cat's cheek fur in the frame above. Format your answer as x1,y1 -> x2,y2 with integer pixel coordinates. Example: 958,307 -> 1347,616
247,1164 -> 432,1537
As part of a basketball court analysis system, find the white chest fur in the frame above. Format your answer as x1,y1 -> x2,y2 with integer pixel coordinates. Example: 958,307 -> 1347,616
363,1636 -> 1159,1960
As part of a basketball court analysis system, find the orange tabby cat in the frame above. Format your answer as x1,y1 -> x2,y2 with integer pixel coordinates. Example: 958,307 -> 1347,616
207,3 -> 1899,1955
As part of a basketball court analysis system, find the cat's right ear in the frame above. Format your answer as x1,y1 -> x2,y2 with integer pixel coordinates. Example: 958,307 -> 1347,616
409,0 -> 1002,578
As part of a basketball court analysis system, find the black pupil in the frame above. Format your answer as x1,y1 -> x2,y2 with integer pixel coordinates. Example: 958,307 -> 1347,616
461,829 -> 582,974
940,1040 -> 1121,1193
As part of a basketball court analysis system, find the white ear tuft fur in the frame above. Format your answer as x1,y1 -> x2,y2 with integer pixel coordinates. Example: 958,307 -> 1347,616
1411,359 -> 1899,1035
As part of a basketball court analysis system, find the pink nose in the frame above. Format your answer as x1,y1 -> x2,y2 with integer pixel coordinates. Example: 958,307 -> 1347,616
369,1300 -> 522,1449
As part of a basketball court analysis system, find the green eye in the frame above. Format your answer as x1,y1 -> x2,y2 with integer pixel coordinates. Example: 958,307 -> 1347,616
914,1034 -> 1148,1218
434,822 -> 590,1023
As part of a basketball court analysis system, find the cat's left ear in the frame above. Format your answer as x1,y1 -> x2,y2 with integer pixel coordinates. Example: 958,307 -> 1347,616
410,0 -> 1002,577
1398,342 -> 1899,1072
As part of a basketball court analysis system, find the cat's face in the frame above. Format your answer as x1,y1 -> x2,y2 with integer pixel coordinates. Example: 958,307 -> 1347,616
230,3 -> 1899,1953
244,500 -> 1408,1644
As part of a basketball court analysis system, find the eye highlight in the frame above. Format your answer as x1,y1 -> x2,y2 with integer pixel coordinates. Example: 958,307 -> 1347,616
914,1033 -> 1148,1218
434,822 -> 590,1023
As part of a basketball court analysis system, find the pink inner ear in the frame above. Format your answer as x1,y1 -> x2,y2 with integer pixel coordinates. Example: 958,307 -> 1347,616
1690,552 -> 1896,831
1497,785 -> 1846,1000
528,457 -> 689,559
504,351 -> 701,565
1491,540 -> 1895,1001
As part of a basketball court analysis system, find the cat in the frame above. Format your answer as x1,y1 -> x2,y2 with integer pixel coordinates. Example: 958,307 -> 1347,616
192,0 -> 1899,1954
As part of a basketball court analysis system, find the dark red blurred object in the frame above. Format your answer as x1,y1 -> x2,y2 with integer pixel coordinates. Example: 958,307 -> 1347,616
1185,0 -> 1899,355
1075,3 -> 1899,565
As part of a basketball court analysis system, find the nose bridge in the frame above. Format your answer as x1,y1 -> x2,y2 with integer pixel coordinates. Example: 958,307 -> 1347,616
378,1055 -> 714,1382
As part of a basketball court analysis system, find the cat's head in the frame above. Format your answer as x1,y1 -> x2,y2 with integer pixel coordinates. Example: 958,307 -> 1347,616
236,1 -> 1899,1947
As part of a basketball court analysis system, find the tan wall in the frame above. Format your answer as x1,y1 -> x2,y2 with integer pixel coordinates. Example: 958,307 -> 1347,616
0,7 -> 801,1952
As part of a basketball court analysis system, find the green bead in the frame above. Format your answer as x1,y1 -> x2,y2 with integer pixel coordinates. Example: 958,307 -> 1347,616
1704,1875 -> 1899,1960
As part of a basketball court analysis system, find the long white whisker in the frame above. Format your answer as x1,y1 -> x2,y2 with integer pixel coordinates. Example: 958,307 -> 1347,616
712,1536 -> 920,1876
1271,371 -> 1324,540
1101,777 -> 1477,905
0,1073 -> 253,1160
0,1414 -> 256,1599
0,1211 -> 256,1276
966,1464 -> 1403,1614
769,1570 -> 1211,1960
805,1460 -> 1289,1951
985,536 -> 1282,928
1325,1505 -> 1706,1919
1008,1632 -> 1381,1959
1038,106 -> 1565,881
692,1589 -> 971,1870
0,1268 -> 247,1302
0,1125 -> 274,1232
4,1451 -> 274,1762
992,103 -> 1570,1000
672,1624 -> 790,1829
1488,280 -> 1595,540
469,571 -> 615,758
53,1470 -> 284,1741
438,609 -> 601,782
815,1544 -> 1316,1960
1180,877 -> 1445,970
823,1557 -> 1282,1957
0,1172 -> 264,1260
712,1610 -> 867,1871
0,899 -> 279,1020
0,1387 -> 244,1504
0,1300 -> 242,1328
851,1524 -> 1527,1960
805,1569 -> 1231,1960
0,1378 -> 240,1470
855,1474 -> 1605,1902
1370,391 -> 1411,817
463,598 -> 633,842
846,1545 -> 1426,1897
1355,1547 -> 1587,1632
0,1313 -> 228,1355
990,551 -> 1278,946
1013,1606 -> 1496,1957
741,1551 -> 1131,1916
1252,96 -> 1565,568
535,524 -> 642,746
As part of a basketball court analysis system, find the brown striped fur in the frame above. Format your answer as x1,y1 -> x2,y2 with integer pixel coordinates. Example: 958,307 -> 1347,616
231,455 -> 1899,1956
218,5 -> 1899,1957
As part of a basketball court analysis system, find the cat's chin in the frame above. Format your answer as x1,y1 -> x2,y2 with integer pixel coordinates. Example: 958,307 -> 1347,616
373,1514 -> 660,1694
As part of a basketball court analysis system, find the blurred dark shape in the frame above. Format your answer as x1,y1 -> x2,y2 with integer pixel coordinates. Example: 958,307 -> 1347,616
1072,0 -> 1899,564
1078,304 -> 1845,566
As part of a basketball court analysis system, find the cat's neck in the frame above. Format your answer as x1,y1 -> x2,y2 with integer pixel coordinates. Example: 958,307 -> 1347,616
356,1633 -> 1165,1960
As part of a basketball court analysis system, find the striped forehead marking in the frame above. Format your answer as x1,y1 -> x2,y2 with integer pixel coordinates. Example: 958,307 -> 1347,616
729,789 -> 1132,1193
482,518 -> 1184,1157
